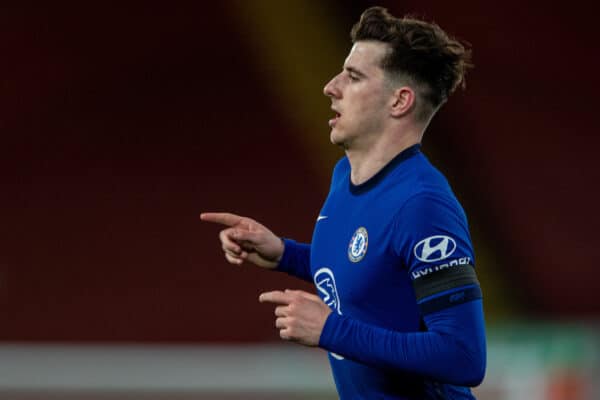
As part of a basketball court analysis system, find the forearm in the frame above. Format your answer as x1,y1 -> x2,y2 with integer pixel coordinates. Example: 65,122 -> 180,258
318,300 -> 486,386
276,239 -> 313,282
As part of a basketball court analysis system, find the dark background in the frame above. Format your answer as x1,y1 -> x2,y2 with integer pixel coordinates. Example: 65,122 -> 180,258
1,1 -> 598,342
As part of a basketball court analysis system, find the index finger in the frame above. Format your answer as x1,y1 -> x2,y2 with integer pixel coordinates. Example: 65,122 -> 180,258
259,290 -> 291,305
200,212 -> 244,227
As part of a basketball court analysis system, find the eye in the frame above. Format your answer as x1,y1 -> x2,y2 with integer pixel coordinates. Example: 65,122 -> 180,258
349,74 -> 359,82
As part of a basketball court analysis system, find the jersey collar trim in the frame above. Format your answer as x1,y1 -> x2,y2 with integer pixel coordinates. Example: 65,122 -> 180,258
348,143 -> 421,195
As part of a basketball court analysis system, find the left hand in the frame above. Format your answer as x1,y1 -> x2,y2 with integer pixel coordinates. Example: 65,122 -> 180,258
259,289 -> 332,346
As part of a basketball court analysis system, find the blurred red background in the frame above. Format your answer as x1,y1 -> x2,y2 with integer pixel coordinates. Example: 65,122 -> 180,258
0,1 -> 598,343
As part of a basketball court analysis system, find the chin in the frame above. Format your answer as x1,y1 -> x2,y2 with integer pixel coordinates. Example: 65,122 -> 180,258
330,130 -> 353,149
330,129 -> 344,146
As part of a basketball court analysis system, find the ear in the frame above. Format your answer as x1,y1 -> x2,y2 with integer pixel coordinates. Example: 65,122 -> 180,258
390,87 -> 415,117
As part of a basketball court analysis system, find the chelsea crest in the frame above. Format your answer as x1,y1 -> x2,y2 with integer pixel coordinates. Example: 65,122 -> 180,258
348,227 -> 368,262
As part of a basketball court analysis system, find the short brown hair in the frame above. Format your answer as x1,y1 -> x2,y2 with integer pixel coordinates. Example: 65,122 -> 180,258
351,7 -> 473,115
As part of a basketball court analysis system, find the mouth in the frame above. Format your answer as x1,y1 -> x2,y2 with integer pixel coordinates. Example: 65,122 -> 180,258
329,108 -> 341,128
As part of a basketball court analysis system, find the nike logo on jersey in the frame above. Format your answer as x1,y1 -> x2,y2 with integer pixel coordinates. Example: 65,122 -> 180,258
317,215 -> 328,221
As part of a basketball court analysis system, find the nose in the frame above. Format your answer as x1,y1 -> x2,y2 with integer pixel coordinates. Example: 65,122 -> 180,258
323,74 -> 341,99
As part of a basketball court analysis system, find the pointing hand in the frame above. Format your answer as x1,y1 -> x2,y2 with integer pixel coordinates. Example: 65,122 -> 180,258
259,289 -> 332,346
200,212 -> 284,269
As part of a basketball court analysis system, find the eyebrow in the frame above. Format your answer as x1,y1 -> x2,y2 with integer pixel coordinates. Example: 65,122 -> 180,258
345,66 -> 367,78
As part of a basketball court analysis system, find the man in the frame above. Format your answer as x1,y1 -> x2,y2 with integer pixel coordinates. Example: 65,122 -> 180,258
202,6 -> 486,399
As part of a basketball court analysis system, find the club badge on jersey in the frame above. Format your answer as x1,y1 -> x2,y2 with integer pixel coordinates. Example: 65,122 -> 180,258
348,227 -> 368,263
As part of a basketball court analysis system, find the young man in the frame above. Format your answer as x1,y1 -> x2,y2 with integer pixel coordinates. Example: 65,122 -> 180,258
202,6 -> 486,399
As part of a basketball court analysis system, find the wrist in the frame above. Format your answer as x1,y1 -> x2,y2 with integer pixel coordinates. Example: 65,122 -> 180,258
275,237 -> 285,264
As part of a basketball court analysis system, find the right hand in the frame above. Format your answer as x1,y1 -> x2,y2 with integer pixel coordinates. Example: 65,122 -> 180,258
200,212 -> 284,269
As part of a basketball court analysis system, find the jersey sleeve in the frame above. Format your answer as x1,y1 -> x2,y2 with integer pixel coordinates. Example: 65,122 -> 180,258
276,157 -> 348,283
319,301 -> 486,386
276,239 -> 313,282
392,192 -> 481,315
317,193 -> 486,386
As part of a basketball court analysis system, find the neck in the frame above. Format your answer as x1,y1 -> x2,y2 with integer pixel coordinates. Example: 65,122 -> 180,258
346,125 -> 423,185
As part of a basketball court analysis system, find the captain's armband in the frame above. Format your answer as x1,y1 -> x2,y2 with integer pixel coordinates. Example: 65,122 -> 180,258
412,264 -> 482,315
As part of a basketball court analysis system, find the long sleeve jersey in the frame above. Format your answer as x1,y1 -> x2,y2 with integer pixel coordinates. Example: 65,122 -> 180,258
277,144 -> 486,399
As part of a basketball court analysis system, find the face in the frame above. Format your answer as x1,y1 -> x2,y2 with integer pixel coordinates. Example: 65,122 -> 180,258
323,41 -> 393,148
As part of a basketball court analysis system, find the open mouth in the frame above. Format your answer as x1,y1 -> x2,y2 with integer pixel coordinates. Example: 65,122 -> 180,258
329,110 -> 341,127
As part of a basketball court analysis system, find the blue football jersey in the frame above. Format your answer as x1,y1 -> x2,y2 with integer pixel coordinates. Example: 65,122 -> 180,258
278,144 -> 486,399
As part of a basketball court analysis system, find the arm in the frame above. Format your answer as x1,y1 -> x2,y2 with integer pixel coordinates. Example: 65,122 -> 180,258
319,298 -> 486,386
260,284 -> 485,386
273,157 -> 348,281
277,239 -> 313,282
